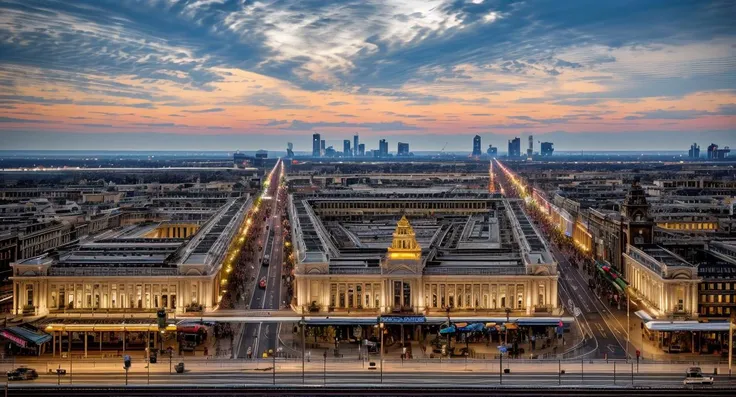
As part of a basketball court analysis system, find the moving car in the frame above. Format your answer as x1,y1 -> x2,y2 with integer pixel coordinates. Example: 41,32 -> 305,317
259,277 -> 267,289
683,367 -> 714,386
7,367 -> 38,381
262,254 -> 270,266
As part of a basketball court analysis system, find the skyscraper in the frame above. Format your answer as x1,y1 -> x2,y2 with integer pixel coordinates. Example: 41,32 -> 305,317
707,143 -> 718,159
527,135 -> 534,158
689,143 -> 700,159
358,143 -> 365,157
379,139 -> 388,157
320,139 -> 326,156
472,135 -> 482,156
397,142 -> 409,156
312,133 -> 321,157
353,134 -> 359,157
286,142 -> 294,158
487,145 -> 498,157
540,142 -> 554,156
508,137 -> 521,157
343,140 -> 352,157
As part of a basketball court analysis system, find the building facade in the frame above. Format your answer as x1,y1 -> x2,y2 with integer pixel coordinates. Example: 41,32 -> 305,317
290,191 -> 559,317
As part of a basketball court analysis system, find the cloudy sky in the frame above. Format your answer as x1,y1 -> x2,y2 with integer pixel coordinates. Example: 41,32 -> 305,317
0,0 -> 734,151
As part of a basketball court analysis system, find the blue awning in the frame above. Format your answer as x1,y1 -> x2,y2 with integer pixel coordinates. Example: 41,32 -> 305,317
3,326 -> 51,345
635,310 -> 653,322
644,321 -> 731,332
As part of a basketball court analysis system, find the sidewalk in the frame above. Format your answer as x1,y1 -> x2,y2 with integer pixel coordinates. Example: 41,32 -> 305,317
278,324 -> 575,362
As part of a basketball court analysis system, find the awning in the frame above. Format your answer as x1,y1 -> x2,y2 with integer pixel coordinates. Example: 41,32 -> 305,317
1,326 -> 51,347
644,321 -> 731,332
635,310 -> 653,322
44,323 -> 177,333
503,323 -> 519,330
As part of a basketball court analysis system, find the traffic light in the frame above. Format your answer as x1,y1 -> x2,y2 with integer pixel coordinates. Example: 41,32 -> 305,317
123,355 -> 131,369
157,308 -> 167,329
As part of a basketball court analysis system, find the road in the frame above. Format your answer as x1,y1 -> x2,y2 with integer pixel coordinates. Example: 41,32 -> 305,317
8,359 -> 736,388
237,160 -> 285,359
493,161 -> 628,360
553,244 -> 629,360
12,385 -> 736,397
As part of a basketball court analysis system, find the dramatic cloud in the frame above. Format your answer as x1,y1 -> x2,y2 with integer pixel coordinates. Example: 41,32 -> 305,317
0,0 -> 734,150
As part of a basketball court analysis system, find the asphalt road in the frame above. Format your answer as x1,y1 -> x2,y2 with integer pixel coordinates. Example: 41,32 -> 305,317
552,244 -> 629,360
12,368 -> 736,388
238,162 -> 285,359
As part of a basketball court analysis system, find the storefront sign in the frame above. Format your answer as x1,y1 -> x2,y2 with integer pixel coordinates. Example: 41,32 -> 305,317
380,316 -> 426,324
1,330 -> 27,348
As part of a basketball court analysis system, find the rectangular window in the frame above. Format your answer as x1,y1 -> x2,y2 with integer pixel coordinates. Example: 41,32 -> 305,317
339,284 -> 346,308
393,281 -> 402,307
403,282 -> 411,307
440,285 -> 446,308
330,284 -> 337,308
348,284 -> 354,309
58,286 -> 65,310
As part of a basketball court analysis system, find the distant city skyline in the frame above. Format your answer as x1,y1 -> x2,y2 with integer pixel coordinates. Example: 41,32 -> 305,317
0,1 -> 734,150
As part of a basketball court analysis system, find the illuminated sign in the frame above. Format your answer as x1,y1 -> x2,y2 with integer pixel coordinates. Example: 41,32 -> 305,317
380,316 -> 426,324
1,331 -> 27,348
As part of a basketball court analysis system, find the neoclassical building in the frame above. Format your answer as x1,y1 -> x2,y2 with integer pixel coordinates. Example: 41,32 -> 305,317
623,245 -> 700,319
11,196 -> 250,317
290,189 -> 559,316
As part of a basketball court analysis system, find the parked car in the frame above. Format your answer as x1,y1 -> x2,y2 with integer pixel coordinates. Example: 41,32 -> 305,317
259,277 -> 267,289
683,367 -> 713,386
7,367 -> 38,381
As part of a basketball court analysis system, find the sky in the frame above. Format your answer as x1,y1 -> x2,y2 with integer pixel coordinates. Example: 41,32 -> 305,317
0,0 -> 734,152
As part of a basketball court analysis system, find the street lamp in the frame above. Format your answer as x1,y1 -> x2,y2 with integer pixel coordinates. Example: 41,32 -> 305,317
729,312 -> 735,377
625,287 -> 630,361
299,317 -> 306,384
380,322 -> 385,384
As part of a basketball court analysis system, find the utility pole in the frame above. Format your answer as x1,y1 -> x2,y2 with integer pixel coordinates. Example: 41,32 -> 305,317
301,317 -> 306,384
626,288 -> 630,361
729,312 -> 735,377
499,352 -> 503,385
380,322 -> 384,384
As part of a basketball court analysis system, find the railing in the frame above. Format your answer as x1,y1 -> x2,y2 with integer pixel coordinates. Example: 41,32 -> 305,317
328,267 -> 381,275
424,266 -> 528,275
624,249 -> 666,278
49,267 -> 178,276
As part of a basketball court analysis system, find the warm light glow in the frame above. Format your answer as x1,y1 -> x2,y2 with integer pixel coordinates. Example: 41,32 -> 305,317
389,252 -> 421,260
